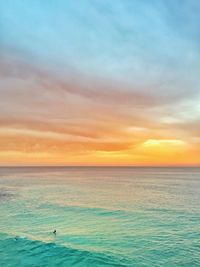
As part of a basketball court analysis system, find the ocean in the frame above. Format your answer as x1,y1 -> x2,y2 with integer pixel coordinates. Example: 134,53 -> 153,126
0,167 -> 199,266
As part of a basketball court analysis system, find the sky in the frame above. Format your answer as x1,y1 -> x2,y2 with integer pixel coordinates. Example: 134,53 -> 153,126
0,0 -> 200,166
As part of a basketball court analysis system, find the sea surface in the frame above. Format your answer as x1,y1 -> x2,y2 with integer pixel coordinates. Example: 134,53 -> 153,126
0,167 -> 199,266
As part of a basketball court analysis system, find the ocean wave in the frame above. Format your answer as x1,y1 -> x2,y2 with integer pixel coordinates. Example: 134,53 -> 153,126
0,233 -> 131,267
39,202 -> 130,219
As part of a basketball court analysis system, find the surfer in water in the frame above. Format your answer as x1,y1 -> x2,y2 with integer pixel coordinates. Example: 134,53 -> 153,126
53,229 -> 56,235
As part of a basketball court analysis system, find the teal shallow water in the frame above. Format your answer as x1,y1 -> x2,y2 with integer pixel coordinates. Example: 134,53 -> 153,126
0,167 -> 200,266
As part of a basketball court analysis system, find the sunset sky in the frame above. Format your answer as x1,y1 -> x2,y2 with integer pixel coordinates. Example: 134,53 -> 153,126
1,0 -> 200,166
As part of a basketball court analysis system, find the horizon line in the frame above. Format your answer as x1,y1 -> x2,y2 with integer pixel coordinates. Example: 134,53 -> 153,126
0,165 -> 200,168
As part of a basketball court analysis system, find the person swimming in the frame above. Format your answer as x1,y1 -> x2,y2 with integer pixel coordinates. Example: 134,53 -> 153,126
53,229 -> 56,235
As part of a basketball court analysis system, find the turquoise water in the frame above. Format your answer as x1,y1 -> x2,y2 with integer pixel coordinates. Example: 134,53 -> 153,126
0,167 -> 200,266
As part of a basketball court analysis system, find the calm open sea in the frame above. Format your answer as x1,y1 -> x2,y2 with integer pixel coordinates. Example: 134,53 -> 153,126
0,167 -> 199,266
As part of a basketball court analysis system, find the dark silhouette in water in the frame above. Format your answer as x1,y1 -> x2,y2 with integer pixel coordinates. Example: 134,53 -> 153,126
53,229 -> 56,235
